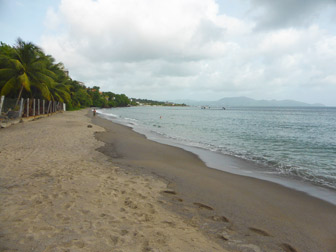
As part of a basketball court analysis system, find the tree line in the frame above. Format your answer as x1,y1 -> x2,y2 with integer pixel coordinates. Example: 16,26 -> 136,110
0,38 -> 135,110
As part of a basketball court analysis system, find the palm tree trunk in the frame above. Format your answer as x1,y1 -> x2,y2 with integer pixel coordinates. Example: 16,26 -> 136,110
15,85 -> 24,107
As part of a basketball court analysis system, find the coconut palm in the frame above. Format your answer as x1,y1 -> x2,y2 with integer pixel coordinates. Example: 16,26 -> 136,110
0,38 -> 55,105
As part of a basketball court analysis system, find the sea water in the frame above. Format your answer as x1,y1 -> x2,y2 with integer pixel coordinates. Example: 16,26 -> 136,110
98,106 -> 336,202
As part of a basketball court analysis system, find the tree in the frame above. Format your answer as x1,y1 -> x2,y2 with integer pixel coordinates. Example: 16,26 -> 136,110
88,86 -> 106,107
1,39 -> 135,110
69,81 -> 92,108
115,94 -> 130,107
0,38 -> 56,105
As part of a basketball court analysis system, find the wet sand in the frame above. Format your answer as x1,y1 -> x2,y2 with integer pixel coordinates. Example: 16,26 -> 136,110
93,112 -> 336,252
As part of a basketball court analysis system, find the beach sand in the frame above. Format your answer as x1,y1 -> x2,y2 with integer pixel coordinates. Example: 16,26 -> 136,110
93,112 -> 336,252
0,109 -> 228,252
1,109 -> 336,252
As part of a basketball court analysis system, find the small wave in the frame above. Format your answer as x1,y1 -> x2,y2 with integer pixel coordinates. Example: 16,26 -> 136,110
97,110 -> 119,118
124,117 -> 138,122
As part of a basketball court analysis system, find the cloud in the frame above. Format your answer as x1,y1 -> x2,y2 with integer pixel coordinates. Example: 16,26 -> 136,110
64,0 -> 248,62
40,0 -> 336,105
44,7 -> 61,30
248,0 -> 336,30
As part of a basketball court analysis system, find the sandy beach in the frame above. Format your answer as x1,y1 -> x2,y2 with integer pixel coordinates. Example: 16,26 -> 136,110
0,109 -> 228,252
1,109 -> 336,252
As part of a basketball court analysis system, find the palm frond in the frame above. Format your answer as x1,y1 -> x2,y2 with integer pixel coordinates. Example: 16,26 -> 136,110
18,73 -> 31,92
34,72 -> 56,86
9,59 -> 24,71
0,68 -> 16,80
38,83 -> 51,100
0,77 -> 17,96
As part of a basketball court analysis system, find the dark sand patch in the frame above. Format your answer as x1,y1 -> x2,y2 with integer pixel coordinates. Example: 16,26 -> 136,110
193,202 -> 214,210
281,243 -> 299,252
210,215 -> 229,223
162,190 -> 177,195
249,227 -> 271,237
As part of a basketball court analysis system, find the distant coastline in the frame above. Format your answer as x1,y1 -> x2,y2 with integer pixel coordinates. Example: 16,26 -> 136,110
171,96 -> 325,107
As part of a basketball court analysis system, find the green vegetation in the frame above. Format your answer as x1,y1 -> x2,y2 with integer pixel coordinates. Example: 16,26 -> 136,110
0,39 -> 185,110
132,98 -> 186,106
0,39 -> 134,110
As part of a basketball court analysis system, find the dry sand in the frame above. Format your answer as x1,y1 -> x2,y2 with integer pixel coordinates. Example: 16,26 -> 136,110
0,109 -> 228,252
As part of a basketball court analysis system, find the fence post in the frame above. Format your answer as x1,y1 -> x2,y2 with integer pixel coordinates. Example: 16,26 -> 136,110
43,100 -> 45,114
63,103 -> 66,111
26,98 -> 29,117
0,96 -> 4,115
47,101 -> 51,115
33,99 -> 36,117
38,99 -> 40,115
19,98 -> 24,117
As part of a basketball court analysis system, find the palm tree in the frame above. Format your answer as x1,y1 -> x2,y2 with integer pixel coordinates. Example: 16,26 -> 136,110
42,55 -> 72,103
0,38 -> 55,106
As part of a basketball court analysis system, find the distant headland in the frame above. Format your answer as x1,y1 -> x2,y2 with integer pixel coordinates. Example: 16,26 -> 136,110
171,97 -> 325,107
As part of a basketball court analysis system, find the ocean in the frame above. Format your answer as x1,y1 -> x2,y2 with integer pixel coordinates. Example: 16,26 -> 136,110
97,106 -> 336,203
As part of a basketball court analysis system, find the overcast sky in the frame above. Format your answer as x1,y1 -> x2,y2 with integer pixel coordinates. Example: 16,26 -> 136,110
1,0 -> 336,105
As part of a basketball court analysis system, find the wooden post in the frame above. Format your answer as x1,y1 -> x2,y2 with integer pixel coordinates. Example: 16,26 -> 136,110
26,98 -> 29,117
19,98 -> 24,117
33,99 -> 36,116
38,99 -> 40,115
63,103 -> 66,111
43,100 -> 45,114
47,101 -> 51,115
0,96 -> 4,115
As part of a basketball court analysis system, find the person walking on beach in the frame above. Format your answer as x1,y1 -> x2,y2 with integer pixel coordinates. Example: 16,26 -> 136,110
93,109 -> 96,116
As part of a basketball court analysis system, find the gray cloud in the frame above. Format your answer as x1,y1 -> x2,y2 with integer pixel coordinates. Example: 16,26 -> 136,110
248,0 -> 336,30
40,0 -> 336,106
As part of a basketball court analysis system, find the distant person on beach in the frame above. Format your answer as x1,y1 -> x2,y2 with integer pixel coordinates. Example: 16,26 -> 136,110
93,109 -> 96,116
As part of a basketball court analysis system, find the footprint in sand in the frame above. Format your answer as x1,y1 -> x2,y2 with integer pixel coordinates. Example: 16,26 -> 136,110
162,190 -> 177,195
218,234 -> 229,241
110,235 -> 119,245
124,198 -> 138,209
248,227 -> 271,237
80,209 -> 90,215
74,240 -> 85,248
210,215 -> 229,223
64,202 -> 75,210
281,243 -> 299,252
161,221 -> 176,227
193,202 -> 214,211
120,229 -> 128,236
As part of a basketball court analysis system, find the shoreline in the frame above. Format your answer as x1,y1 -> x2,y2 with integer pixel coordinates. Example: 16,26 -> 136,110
93,112 -> 336,252
134,121 -> 336,206
98,109 -> 336,206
